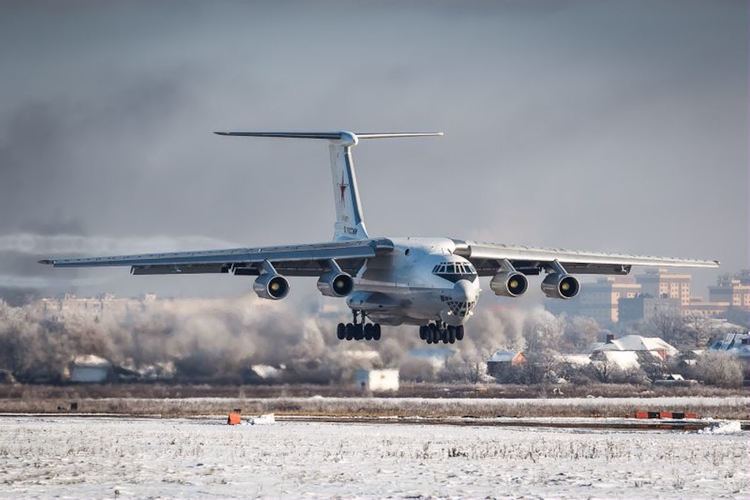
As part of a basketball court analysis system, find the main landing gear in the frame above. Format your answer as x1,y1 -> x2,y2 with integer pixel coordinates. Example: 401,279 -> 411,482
336,310 -> 381,342
419,322 -> 464,344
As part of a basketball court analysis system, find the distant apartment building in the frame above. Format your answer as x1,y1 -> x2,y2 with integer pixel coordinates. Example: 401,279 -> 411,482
547,276 -> 641,325
618,294 -> 681,324
635,268 -> 691,306
683,297 -> 731,318
709,270 -> 750,310
548,269 -> 742,325
34,293 -> 157,320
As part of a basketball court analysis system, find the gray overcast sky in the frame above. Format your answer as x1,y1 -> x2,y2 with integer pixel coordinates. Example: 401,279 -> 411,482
0,0 -> 747,301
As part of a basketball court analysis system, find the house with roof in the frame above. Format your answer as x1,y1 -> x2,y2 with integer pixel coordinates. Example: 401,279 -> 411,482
590,334 -> 678,361
486,350 -> 526,378
589,350 -> 640,371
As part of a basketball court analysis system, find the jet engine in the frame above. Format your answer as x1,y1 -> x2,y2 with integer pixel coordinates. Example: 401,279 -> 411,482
253,272 -> 290,300
489,271 -> 528,297
317,268 -> 354,297
541,272 -> 580,299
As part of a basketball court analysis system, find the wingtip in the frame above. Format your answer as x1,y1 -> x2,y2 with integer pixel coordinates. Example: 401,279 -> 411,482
214,131 -> 230,136
38,259 -> 53,265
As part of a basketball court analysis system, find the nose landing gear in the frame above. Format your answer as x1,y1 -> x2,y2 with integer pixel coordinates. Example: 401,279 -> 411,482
418,322 -> 464,344
337,310 -> 381,342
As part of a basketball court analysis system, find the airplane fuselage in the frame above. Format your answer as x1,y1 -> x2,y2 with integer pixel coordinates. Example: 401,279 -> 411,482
347,237 -> 480,326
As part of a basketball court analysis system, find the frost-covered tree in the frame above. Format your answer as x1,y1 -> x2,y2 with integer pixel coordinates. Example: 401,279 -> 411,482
693,352 -> 744,388
522,308 -> 563,353
560,315 -> 600,352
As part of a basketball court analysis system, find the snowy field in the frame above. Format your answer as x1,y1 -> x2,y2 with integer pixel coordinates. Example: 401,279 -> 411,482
0,417 -> 747,499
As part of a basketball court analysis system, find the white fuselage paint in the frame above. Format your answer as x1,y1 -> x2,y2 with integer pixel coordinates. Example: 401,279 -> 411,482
346,237 -> 481,326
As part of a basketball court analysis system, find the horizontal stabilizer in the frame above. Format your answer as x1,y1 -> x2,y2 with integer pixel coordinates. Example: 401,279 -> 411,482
214,130 -> 443,142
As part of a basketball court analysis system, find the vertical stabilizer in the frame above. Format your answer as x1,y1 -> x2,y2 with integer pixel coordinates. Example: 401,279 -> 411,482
328,132 -> 368,240
214,130 -> 443,241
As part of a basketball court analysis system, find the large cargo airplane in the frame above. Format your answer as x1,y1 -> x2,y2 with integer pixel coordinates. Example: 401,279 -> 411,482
41,131 -> 719,344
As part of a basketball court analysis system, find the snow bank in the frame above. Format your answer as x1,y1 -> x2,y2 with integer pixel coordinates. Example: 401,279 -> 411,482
698,420 -> 742,434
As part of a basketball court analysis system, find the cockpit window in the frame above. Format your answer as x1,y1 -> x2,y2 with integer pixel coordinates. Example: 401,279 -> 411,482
432,261 -> 478,283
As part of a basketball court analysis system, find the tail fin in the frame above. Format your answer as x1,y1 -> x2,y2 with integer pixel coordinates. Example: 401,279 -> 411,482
215,130 -> 443,241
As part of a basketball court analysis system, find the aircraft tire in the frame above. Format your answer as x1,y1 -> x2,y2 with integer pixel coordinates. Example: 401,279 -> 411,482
373,324 -> 381,340
364,323 -> 373,340
336,323 -> 346,340
429,324 -> 438,343
354,324 -> 365,340
447,326 -> 456,343
455,325 -> 464,341
345,323 -> 354,340
419,326 -> 427,340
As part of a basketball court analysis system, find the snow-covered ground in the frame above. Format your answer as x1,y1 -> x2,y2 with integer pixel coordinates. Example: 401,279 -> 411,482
0,417 -> 746,499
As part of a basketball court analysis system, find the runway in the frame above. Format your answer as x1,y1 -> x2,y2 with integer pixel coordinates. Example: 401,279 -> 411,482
0,416 -> 746,499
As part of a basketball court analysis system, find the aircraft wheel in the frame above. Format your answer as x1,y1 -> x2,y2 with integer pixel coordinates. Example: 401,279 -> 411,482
447,326 -> 456,343
429,324 -> 438,343
441,329 -> 449,344
419,325 -> 427,340
336,323 -> 346,340
373,324 -> 381,341
455,325 -> 464,341
345,323 -> 354,340
354,324 -> 365,341
364,323 -> 373,340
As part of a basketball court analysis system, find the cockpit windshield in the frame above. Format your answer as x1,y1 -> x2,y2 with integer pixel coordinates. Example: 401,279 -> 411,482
432,261 -> 477,282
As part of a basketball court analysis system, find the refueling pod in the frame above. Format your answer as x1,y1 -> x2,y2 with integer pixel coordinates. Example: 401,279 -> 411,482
489,271 -> 528,297
317,260 -> 354,297
253,261 -> 290,300
541,272 -> 580,299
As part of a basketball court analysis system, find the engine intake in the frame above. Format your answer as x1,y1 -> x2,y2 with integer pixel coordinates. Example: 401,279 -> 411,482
317,270 -> 354,297
489,271 -> 528,297
541,273 -> 580,299
254,272 -> 290,300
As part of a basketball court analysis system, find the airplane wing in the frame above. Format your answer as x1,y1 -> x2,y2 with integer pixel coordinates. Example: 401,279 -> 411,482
39,238 -> 395,277
453,240 -> 719,276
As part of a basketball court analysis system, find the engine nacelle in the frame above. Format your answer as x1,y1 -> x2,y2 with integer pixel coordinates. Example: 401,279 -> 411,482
541,273 -> 580,299
253,272 -> 290,300
489,271 -> 528,297
317,270 -> 354,297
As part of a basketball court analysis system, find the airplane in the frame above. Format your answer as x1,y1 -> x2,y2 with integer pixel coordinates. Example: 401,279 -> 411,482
40,130 -> 719,344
